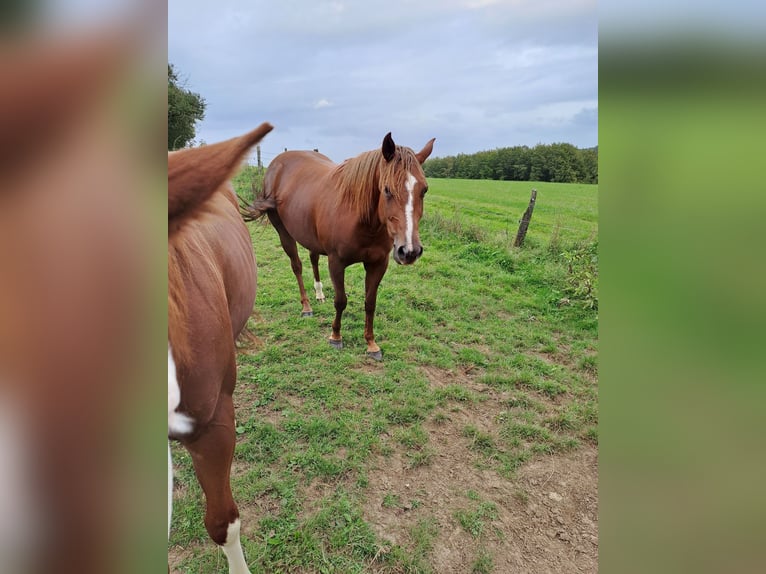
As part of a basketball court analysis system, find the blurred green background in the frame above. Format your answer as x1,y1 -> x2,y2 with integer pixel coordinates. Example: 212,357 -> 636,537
600,16 -> 766,574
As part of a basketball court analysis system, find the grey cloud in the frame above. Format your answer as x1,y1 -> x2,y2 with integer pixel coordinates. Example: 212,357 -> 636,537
169,0 -> 596,162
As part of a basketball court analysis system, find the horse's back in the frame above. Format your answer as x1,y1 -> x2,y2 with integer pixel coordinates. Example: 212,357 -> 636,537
265,150 -> 335,198
262,150 -> 339,252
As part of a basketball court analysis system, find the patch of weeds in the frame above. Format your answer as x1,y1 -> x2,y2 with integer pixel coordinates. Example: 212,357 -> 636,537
504,422 -> 552,442
356,472 -> 369,489
454,500 -> 499,538
378,396 -> 429,425
472,547 -> 494,574
394,424 -> 429,449
379,442 -> 395,457
375,516 -> 438,572
406,447 -> 436,469
462,425 -> 496,454
514,377 -> 568,398
547,219 -> 564,256
561,240 -> 598,309
457,242 -> 515,273
303,490 -> 379,561
476,373 -> 513,387
513,488 -> 529,505
432,411 -> 449,424
499,451 -> 531,476
411,516 -> 439,551
423,209 -> 487,243
457,347 -> 489,367
531,437 -> 579,455
578,354 -> 598,374
234,420 -> 286,464
286,448 -> 348,480
504,392 -> 545,412
435,384 -> 478,404
585,426 -> 598,444
382,493 -> 401,509
544,411 -> 580,432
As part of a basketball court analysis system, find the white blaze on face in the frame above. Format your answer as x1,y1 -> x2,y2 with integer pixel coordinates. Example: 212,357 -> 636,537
405,172 -> 417,251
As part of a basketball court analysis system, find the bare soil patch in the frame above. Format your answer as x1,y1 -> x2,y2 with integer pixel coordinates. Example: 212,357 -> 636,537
362,367 -> 598,573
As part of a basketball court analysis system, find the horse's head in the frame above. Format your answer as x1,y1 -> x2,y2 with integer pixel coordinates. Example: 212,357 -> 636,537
377,132 -> 435,265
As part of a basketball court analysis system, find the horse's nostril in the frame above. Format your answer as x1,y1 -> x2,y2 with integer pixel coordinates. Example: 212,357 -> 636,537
417,246 -> 424,257
397,245 -> 406,258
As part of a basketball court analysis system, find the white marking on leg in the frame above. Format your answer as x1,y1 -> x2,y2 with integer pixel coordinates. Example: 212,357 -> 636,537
222,518 -> 252,574
314,280 -> 325,302
168,344 -> 193,542
168,345 -> 193,436
405,172 -> 416,251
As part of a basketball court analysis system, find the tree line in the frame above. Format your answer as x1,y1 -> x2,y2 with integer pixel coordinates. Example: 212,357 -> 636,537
423,143 -> 598,184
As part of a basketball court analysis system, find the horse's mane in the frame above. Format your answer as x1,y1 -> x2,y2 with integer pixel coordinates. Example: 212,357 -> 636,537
331,146 -> 420,223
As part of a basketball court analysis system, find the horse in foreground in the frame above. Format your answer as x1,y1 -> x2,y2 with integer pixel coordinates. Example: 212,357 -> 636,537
168,123 -> 273,574
244,133 -> 434,360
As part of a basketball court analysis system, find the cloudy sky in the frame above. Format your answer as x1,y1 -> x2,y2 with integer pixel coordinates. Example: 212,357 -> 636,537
168,0 -> 597,164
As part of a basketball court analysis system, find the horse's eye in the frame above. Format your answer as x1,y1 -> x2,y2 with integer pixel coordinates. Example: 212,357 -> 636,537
421,186 -> 428,198
384,186 -> 392,199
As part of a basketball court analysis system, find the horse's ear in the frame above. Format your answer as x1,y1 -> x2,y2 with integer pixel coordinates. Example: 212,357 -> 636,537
168,122 -> 273,224
382,132 -> 396,162
415,138 -> 436,164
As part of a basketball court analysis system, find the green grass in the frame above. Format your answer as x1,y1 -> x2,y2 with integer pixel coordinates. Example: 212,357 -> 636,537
170,175 -> 597,572
454,492 -> 500,538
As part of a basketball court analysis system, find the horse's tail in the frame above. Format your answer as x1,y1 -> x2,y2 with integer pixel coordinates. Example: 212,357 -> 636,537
239,193 -> 275,222
239,168 -> 277,222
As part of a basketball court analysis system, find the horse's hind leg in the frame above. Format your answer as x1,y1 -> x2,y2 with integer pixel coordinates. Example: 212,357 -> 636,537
267,212 -> 313,316
183,394 -> 251,574
309,251 -> 325,303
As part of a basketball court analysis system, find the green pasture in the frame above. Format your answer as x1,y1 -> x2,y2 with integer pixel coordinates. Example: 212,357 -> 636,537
170,174 -> 598,573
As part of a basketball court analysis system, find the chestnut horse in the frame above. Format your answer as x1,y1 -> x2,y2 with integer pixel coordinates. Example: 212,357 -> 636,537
245,133 -> 434,360
168,123 -> 273,574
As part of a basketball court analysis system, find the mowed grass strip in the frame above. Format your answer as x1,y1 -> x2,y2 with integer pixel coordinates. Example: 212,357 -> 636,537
170,174 -> 597,573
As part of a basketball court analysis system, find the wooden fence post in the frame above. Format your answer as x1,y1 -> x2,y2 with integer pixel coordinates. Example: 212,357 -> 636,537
513,188 -> 537,247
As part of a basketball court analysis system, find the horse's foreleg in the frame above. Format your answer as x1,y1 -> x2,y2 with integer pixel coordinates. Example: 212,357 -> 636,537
184,394 -> 251,574
268,214 -> 313,316
363,259 -> 389,361
327,257 -> 347,348
309,251 -> 325,302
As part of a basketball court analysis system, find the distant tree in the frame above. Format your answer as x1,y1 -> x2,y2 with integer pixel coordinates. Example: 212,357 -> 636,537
168,64 -> 205,150
580,146 -> 599,183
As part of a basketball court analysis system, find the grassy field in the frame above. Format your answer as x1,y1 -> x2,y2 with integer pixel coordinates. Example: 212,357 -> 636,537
169,174 -> 598,573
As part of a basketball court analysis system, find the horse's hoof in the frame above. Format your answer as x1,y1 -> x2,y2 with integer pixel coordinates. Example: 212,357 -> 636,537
301,311 -> 314,317
328,338 -> 343,349
366,350 -> 383,361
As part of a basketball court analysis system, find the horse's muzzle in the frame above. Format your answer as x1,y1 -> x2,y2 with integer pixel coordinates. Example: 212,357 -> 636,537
393,244 -> 423,265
